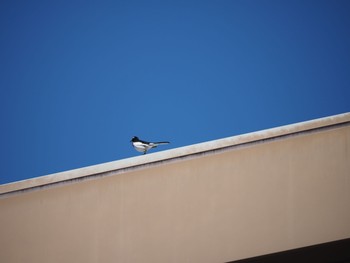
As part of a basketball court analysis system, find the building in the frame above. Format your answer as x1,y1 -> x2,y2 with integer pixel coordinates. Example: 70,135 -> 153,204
1,113 -> 350,263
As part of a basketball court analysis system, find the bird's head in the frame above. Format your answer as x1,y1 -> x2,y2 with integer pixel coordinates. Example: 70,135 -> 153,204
131,136 -> 139,142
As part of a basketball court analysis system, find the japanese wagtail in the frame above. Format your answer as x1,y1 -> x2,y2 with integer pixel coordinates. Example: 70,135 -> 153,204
131,136 -> 170,155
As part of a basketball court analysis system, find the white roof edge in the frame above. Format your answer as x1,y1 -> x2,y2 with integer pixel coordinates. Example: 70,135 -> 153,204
1,112 -> 350,195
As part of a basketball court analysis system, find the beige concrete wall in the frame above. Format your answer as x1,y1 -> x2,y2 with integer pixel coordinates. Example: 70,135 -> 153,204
1,113 -> 350,263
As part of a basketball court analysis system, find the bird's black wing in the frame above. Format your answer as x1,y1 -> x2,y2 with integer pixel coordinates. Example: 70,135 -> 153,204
138,138 -> 151,145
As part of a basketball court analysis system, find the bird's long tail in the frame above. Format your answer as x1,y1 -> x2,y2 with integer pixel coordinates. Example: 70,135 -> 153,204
153,141 -> 170,145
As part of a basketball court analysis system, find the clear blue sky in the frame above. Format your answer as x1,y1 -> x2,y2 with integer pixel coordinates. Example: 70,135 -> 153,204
1,0 -> 349,184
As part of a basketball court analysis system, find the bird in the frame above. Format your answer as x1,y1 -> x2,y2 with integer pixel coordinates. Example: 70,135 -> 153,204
131,136 -> 170,155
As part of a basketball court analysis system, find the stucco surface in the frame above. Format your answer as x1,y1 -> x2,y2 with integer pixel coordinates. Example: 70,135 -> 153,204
1,113 -> 350,262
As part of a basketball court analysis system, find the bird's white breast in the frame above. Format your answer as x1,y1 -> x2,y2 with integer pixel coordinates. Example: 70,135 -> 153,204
132,142 -> 150,152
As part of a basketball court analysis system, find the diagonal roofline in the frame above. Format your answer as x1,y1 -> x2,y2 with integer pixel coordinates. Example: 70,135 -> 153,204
1,112 -> 350,197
